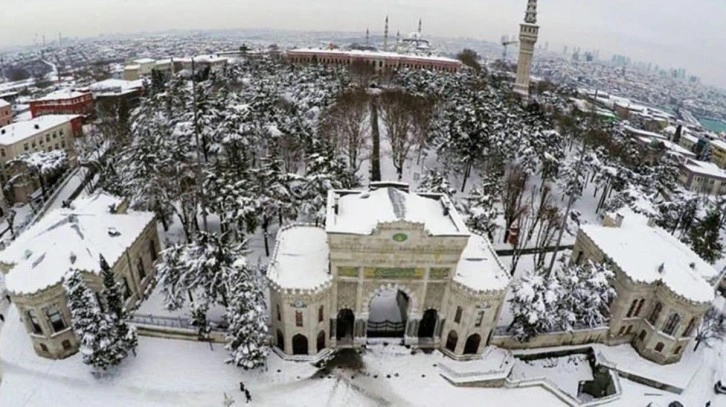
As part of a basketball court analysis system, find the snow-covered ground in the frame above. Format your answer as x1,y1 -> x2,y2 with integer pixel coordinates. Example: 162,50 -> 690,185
511,353 -> 593,399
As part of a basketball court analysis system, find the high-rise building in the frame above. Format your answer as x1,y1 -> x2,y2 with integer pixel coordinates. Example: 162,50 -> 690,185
514,0 -> 539,98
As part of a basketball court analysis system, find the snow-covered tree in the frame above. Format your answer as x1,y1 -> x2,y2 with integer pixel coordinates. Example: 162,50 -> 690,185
694,307 -> 726,351
100,255 -> 138,359
64,269 -> 121,371
685,209 -> 723,263
7,150 -> 68,199
225,259 -> 268,369
297,145 -> 355,225
557,261 -> 616,330
464,175 -> 501,241
417,168 -> 455,196
508,267 -> 561,341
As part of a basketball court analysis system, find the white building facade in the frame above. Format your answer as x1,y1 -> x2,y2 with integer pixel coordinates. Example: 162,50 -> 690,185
267,183 -> 510,359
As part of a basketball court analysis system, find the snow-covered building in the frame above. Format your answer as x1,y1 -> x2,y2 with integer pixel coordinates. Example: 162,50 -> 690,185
678,159 -> 726,195
0,98 -> 12,126
268,182 -> 510,358
0,192 -> 160,359
86,79 -> 145,116
708,139 -> 726,169
29,89 -> 94,118
572,209 -> 720,364
286,48 -> 462,73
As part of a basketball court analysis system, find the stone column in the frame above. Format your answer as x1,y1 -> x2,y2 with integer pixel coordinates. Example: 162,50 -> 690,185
405,317 -> 420,346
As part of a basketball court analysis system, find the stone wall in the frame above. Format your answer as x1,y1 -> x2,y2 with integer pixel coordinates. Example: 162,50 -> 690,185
490,326 -> 609,350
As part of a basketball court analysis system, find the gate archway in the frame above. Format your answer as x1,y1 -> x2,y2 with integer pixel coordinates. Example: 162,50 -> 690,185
418,309 -> 438,338
292,334 -> 308,355
276,329 -> 284,352
464,334 -> 481,355
336,309 -> 355,343
367,289 -> 408,338
317,330 -> 326,352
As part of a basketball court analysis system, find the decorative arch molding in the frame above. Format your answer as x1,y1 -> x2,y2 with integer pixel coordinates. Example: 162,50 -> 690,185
363,282 -> 418,315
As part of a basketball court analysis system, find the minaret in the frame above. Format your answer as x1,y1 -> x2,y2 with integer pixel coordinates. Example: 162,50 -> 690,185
383,16 -> 389,51
514,0 -> 540,98
418,18 -> 422,36
366,28 -> 370,46
395,30 -> 400,52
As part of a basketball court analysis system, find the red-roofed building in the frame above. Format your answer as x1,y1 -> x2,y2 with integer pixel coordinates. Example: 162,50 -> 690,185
29,89 -> 94,118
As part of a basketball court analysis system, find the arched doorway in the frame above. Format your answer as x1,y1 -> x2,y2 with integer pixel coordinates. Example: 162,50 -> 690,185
317,330 -> 326,352
368,289 -> 408,337
336,309 -> 355,344
445,330 -> 458,352
292,334 -> 308,355
418,309 -> 438,338
276,329 -> 284,352
464,334 -> 481,355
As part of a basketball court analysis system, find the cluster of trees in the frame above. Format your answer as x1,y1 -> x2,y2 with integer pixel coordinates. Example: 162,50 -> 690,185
4,150 -> 68,203
508,261 -> 616,341
64,256 -> 138,371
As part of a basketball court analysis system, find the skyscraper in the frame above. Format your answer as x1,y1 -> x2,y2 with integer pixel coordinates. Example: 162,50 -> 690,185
514,0 -> 539,98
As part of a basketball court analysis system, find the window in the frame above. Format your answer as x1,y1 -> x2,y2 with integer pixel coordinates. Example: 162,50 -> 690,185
647,302 -> 662,325
137,257 -> 146,281
46,134 -> 50,142
26,310 -> 43,334
122,278 -> 132,299
626,299 -> 638,318
638,330 -> 647,342
24,143 -> 29,151
276,305 -> 281,321
625,325 -> 633,334
295,311 -> 303,327
618,326 -> 626,335
318,306 -> 324,323
454,306 -> 463,324
634,299 -> 645,317
32,141 -> 36,148
683,317 -> 697,337
62,340 -> 72,350
54,143 -> 59,149
40,343 -> 49,353
52,133 -> 57,139
575,251 -> 584,265
674,346 -> 682,354
61,141 -> 65,148
0,149 -> 4,157
654,342 -> 664,352
474,311 -> 484,327
662,313 -> 681,336
149,240 -> 157,261
45,307 -> 67,333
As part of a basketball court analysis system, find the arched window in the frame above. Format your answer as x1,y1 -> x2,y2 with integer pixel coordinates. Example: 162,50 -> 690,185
276,304 -> 281,321
445,330 -> 458,352
654,342 -> 664,352
618,326 -> 626,336
292,334 -> 308,355
647,302 -> 662,325
638,330 -> 647,342
295,310 -> 303,327
662,313 -> 681,336
625,325 -> 633,334
318,305 -> 324,323
634,299 -> 646,316
454,306 -> 463,324
316,330 -> 326,352
276,329 -> 284,352
626,299 -> 638,318
683,317 -> 697,337
464,334 -> 481,354
674,346 -> 682,354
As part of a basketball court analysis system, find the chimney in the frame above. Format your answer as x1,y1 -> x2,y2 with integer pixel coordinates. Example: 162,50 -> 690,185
333,195 -> 339,215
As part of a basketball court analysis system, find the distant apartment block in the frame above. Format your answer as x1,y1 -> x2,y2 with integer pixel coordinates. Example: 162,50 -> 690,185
708,139 -> 726,169
29,89 -> 94,118
679,159 -> 726,195
0,98 -> 12,126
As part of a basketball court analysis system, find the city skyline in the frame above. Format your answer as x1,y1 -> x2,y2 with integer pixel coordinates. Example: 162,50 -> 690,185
1,0 -> 724,88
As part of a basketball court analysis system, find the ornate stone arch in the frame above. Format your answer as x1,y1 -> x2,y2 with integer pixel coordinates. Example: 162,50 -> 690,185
363,282 -> 418,315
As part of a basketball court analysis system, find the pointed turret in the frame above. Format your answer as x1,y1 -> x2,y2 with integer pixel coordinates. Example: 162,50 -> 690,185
524,0 -> 537,24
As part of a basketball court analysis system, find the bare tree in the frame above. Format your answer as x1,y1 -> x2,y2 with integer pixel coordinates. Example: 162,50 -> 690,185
502,165 -> 529,243
509,185 -> 559,274
349,59 -> 376,87
320,88 -> 370,172
694,307 -> 726,351
380,89 -> 424,180
456,48 -> 482,73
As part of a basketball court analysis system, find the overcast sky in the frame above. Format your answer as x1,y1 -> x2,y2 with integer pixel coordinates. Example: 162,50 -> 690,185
2,0 -> 724,87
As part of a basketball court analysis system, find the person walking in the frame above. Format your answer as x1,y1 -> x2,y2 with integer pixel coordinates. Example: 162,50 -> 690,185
244,389 -> 251,404
239,381 -> 245,393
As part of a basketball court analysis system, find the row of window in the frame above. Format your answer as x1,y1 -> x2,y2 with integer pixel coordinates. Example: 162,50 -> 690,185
638,300 -> 697,337
277,304 -> 326,328
454,305 -> 485,327
636,330 -> 683,355
26,240 -> 157,337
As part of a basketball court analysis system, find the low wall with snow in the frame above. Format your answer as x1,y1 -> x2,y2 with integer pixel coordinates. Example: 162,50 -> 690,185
133,323 -> 227,344
490,326 -> 609,350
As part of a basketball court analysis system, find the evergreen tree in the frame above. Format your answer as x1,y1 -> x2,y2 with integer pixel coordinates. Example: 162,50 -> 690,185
465,175 -> 501,241
225,260 -> 269,369
64,269 -> 121,370
557,261 -> 616,330
418,168 -> 455,196
508,267 -> 561,341
686,209 -> 724,263
100,255 -> 138,359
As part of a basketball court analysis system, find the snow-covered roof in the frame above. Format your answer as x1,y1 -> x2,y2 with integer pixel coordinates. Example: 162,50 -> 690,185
453,234 -> 510,292
325,185 -> 469,236
287,48 -> 461,64
710,139 -> 726,151
125,65 -> 141,70
580,209 -> 717,303
133,58 -> 155,64
34,88 -> 88,101
267,225 -> 331,291
0,114 -> 80,145
89,79 -> 144,93
2,192 -> 155,295
682,159 -> 726,180
0,98 -> 9,108
624,125 -> 666,140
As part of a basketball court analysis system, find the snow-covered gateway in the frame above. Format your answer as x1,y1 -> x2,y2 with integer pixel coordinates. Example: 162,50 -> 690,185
0,192 -> 160,359
268,182 -> 511,359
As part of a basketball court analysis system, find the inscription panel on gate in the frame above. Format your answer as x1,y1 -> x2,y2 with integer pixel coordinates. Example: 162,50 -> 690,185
363,267 -> 425,279
338,267 -> 359,278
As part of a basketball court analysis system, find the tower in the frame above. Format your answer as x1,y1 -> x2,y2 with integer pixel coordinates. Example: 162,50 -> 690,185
418,18 -> 422,36
383,16 -> 389,51
366,28 -> 370,46
514,0 -> 540,98
395,31 -> 401,52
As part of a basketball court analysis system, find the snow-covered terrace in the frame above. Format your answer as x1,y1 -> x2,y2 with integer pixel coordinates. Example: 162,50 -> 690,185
579,209 -> 717,303
1,192 -> 155,295
325,185 -> 469,236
